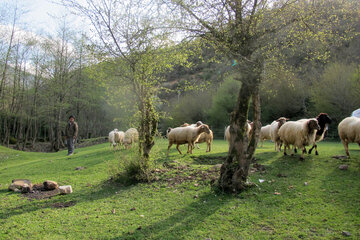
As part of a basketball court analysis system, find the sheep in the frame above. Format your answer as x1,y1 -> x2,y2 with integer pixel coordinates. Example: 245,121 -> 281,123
194,129 -> 214,152
269,117 -> 289,151
123,128 -> 139,149
167,124 -> 211,155
338,116 -> 360,157
298,113 -> 332,155
180,121 -> 204,149
259,124 -> 271,147
108,129 -> 118,148
114,131 -> 125,149
224,121 -> 252,144
278,118 -> 320,160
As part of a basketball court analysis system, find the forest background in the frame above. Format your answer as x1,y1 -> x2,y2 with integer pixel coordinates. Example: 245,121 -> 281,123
0,0 -> 359,151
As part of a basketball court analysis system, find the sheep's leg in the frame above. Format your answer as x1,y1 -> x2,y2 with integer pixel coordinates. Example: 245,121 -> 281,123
300,147 -> 306,161
314,144 -> 319,155
283,144 -> 288,156
342,140 -> 350,157
176,144 -> 183,154
167,143 -> 173,156
308,144 -> 315,154
279,142 -> 283,152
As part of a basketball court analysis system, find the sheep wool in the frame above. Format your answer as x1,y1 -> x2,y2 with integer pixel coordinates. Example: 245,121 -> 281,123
338,116 -> 360,157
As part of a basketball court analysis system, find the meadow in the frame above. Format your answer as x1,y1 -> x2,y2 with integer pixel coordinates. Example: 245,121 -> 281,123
0,139 -> 359,240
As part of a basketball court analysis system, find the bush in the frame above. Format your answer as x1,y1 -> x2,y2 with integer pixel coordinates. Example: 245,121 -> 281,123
9,137 -> 17,144
108,148 -> 153,185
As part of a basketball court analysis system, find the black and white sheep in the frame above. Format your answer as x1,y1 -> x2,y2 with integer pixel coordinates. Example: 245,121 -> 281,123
300,113 -> 332,155
338,116 -> 360,157
278,119 -> 320,160
167,124 -> 211,155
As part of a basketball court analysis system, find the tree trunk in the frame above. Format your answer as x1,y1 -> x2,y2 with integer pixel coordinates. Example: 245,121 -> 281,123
218,63 -> 262,193
138,97 -> 157,170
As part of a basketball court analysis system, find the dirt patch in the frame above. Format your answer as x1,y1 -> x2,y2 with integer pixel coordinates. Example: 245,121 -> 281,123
22,184 -> 60,201
51,201 -> 76,208
154,163 -> 220,187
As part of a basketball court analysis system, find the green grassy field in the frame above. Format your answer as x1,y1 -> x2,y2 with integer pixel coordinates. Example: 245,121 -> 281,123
0,139 -> 359,240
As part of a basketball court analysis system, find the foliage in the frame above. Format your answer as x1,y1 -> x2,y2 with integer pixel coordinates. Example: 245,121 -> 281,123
261,58 -> 307,122
311,63 -> 360,123
207,76 -> 241,132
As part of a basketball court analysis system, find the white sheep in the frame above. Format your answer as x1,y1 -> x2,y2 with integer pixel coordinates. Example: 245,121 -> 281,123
259,124 -> 271,147
269,117 -> 289,151
278,118 -> 320,160
123,128 -> 139,149
180,121 -> 203,149
167,124 -> 211,155
114,131 -> 125,149
224,121 -> 252,144
338,116 -> 360,157
108,129 -> 118,148
195,129 -> 214,152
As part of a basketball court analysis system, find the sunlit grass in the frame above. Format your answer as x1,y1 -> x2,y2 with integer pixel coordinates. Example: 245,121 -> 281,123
0,140 -> 359,239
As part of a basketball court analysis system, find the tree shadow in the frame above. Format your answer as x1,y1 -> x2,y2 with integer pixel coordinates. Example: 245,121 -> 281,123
190,153 -> 227,165
109,191 -> 230,240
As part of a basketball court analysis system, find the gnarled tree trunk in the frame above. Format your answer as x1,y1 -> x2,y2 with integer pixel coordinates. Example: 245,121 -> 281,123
219,63 -> 262,193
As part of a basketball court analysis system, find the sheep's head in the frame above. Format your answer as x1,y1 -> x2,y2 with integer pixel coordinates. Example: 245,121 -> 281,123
199,124 -> 210,134
196,121 -> 204,127
317,113 -> 332,125
308,119 -> 320,133
276,117 -> 289,128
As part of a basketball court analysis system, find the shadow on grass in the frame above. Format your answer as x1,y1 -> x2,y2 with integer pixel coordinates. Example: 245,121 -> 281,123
110,191 -> 230,240
190,153 -> 227,165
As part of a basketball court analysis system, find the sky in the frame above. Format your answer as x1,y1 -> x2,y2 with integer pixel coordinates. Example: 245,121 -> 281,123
1,0 -> 86,37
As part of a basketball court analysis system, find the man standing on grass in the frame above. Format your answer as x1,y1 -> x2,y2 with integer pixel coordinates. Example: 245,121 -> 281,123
65,115 -> 78,156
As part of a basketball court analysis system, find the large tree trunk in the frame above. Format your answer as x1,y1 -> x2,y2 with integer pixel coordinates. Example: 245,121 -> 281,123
218,64 -> 262,193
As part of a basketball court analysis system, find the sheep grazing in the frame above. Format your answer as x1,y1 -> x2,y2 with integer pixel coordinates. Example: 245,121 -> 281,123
304,113 -> 332,155
108,129 -> 118,148
259,124 -> 271,147
167,124 -> 210,155
195,129 -> 214,152
338,116 -> 360,157
123,128 -> 139,149
269,117 -> 289,151
224,121 -> 252,144
278,119 -> 320,160
114,131 -> 125,149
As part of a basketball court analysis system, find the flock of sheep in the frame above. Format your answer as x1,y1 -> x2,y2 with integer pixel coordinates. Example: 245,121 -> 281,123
108,128 -> 139,150
108,114 -> 360,158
